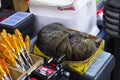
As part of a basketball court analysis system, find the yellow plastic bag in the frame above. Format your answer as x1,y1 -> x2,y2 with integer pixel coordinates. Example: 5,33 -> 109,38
33,44 -> 50,60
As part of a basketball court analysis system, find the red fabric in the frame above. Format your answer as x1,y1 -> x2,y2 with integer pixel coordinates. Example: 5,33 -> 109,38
97,7 -> 104,15
0,16 -> 7,22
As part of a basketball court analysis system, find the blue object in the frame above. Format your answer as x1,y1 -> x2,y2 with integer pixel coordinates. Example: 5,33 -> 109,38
0,11 -> 35,38
97,30 -> 108,51
84,51 -> 115,80
0,12 -> 32,26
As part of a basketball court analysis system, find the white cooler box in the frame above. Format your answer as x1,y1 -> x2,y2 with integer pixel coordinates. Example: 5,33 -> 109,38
29,0 -> 99,35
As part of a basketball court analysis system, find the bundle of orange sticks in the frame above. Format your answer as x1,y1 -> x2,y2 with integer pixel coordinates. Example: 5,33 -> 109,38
0,57 -> 12,80
0,29 -> 33,71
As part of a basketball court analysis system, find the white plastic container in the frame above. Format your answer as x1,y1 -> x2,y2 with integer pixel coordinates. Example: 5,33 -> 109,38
29,0 -> 99,35
0,0 -> 1,8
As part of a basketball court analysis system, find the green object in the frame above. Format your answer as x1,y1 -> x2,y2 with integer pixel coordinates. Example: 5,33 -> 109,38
96,0 -> 99,3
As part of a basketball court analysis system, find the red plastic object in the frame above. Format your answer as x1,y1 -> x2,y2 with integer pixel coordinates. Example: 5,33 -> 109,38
30,77 -> 38,80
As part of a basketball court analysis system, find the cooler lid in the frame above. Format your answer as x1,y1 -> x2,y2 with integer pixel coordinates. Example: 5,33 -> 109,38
29,0 -> 75,6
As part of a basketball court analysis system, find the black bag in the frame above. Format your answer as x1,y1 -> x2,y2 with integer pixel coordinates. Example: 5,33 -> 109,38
103,0 -> 120,80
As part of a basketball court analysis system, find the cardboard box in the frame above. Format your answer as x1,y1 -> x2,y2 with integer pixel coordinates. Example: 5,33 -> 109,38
9,54 -> 43,80
13,0 -> 28,11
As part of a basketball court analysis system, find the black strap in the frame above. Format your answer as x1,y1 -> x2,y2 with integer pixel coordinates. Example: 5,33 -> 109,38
104,0 -> 120,13
103,27 -> 120,38
103,20 -> 120,32
104,9 -> 120,20
103,15 -> 120,26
